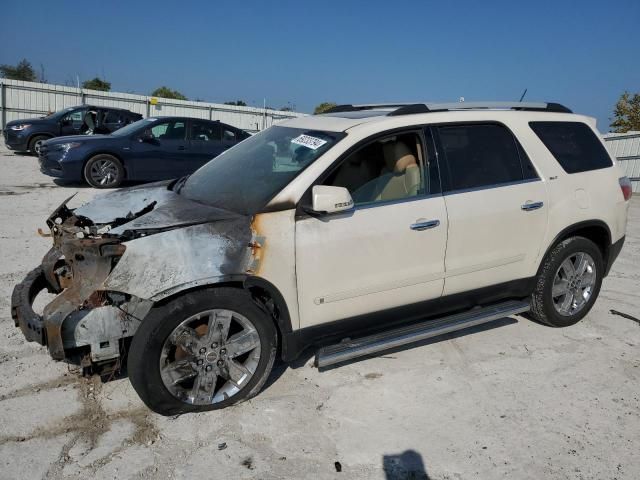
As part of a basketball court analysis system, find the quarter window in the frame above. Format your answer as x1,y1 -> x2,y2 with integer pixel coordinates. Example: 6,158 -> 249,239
323,132 -> 427,206
437,124 -> 528,191
529,121 -> 612,174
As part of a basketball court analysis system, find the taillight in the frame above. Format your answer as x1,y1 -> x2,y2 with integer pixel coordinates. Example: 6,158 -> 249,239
619,177 -> 632,201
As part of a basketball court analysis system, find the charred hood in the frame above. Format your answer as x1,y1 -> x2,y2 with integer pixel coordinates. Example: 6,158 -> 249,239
48,182 -> 244,240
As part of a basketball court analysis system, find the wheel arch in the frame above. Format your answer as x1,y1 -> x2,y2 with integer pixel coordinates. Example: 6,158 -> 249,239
538,220 -> 612,275
27,132 -> 54,149
148,275 -> 293,360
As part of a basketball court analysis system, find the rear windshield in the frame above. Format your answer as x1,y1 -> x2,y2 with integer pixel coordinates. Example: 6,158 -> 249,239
529,121 -> 612,174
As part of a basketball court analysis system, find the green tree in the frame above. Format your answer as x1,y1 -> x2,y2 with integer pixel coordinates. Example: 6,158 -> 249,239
224,100 -> 247,106
313,102 -> 337,114
151,86 -> 188,100
610,91 -> 640,133
0,58 -> 36,81
82,77 -> 111,91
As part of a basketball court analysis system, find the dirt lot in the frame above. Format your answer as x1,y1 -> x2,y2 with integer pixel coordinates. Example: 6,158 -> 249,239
0,144 -> 638,480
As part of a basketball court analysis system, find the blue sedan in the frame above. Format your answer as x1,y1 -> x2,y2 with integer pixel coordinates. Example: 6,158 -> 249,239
38,117 -> 250,188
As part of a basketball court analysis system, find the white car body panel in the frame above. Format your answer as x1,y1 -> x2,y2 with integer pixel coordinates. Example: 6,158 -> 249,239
295,196 -> 448,328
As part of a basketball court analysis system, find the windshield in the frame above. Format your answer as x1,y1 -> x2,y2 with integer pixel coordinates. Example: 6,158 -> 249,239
180,126 -> 345,214
42,107 -> 76,120
110,118 -> 153,137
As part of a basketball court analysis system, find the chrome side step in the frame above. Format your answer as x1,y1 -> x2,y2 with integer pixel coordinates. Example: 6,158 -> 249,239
315,300 -> 530,368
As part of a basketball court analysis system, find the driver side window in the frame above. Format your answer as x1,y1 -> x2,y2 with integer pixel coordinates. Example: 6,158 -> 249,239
150,120 -> 186,140
61,109 -> 85,125
322,132 -> 428,207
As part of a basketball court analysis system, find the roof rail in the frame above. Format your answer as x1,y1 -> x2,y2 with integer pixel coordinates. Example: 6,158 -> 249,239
412,101 -> 572,114
323,103 -> 413,114
322,101 -> 572,116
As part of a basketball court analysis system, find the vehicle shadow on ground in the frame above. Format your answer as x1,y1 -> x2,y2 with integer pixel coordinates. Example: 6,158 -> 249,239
260,316 -> 519,392
383,450 -> 431,480
97,317 -> 518,392
53,179 -> 145,189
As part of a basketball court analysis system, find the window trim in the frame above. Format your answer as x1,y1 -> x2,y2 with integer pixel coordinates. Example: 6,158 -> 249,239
432,121 -> 541,195
296,126 -> 442,217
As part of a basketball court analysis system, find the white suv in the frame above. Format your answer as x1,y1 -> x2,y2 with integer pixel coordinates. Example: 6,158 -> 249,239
11,101 -> 631,415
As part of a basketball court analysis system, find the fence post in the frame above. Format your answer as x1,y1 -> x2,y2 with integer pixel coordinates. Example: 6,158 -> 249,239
0,80 -> 5,131
209,106 -> 213,120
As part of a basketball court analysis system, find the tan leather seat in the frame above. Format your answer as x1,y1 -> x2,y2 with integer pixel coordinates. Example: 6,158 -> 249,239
332,150 -> 378,193
373,141 -> 421,201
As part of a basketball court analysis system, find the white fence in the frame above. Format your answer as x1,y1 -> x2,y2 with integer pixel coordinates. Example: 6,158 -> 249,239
604,132 -> 640,193
0,78 -> 305,133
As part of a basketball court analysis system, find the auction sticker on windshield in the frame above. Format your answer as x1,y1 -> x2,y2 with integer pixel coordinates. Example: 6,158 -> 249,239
291,134 -> 328,150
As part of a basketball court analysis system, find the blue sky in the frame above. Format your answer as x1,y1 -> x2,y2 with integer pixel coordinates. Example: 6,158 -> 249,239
1,0 -> 638,131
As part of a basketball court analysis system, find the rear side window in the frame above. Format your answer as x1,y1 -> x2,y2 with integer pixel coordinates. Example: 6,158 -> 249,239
529,121 -> 612,174
437,124 -> 530,191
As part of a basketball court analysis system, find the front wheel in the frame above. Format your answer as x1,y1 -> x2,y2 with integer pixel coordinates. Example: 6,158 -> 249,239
128,288 -> 277,416
530,236 -> 604,327
83,154 -> 124,188
28,135 -> 48,155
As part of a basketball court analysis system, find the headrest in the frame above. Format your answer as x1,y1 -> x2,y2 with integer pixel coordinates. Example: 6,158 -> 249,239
383,141 -> 418,173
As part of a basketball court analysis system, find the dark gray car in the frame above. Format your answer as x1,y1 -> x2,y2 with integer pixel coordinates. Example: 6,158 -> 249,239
3,105 -> 142,154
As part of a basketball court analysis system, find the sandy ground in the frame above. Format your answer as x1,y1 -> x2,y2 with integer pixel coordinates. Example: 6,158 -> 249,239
0,144 -> 638,480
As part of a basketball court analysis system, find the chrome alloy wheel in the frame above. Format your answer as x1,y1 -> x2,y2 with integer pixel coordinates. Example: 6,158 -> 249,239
159,309 -> 261,405
551,252 -> 597,316
89,158 -> 119,186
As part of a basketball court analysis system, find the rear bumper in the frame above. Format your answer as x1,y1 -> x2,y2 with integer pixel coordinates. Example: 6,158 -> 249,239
604,235 -> 625,277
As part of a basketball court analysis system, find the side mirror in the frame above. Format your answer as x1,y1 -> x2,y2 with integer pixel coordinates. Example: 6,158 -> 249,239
138,129 -> 154,142
61,118 -> 72,126
311,185 -> 354,215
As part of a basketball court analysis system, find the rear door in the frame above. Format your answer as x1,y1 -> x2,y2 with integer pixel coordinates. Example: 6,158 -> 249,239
434,123 -> 548,296
100,109 -> 126,133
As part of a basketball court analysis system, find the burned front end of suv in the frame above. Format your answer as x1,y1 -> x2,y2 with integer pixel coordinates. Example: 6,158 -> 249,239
11,183 -> 259,374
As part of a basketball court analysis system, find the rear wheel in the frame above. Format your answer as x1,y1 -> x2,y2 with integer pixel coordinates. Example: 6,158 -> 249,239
128,288 -> 277,416
28,135 -> 48,155
83,154 -> 124,188
530,236 -> 603,327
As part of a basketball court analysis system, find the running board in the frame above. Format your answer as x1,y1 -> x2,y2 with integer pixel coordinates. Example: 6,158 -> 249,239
315,300 -> 530,368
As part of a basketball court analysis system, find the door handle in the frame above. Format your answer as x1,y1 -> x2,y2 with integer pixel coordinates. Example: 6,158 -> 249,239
410,220 -> 440,231
521,201 -> 544,211
178,145 -> 186,150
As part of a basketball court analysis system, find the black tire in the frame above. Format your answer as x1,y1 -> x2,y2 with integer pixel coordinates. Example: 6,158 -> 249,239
530,236 -> 604,327
83,154 -> 125,188
28,135 -> 48,155
128,287 -> 278,416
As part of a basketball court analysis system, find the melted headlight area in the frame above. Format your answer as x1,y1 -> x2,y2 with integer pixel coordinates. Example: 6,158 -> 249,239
11,201 -> 153,374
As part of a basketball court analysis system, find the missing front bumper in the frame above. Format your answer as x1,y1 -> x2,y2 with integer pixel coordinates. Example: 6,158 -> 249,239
11,263 -> 152,363
11,266 -> 49,345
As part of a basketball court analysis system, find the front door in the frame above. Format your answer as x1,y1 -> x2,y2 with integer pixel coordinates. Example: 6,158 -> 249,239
129,119 -> 189,180
188,120 -> 225,172
434,123 -> 548,295
295,130 -> 448,328
59,108 -> 87,136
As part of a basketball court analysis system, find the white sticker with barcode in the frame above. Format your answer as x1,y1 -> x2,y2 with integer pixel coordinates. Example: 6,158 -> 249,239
291,134 -> 327,150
